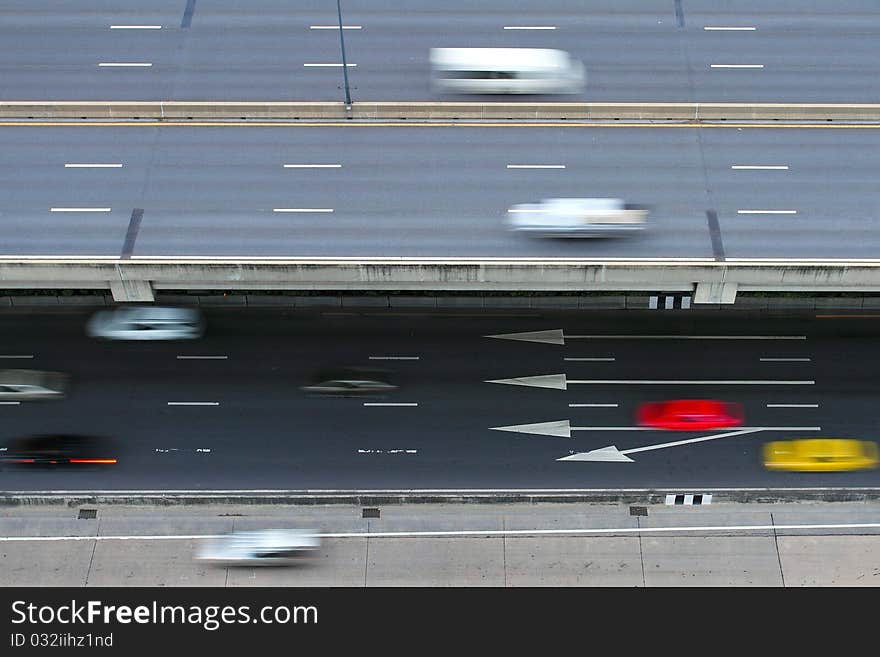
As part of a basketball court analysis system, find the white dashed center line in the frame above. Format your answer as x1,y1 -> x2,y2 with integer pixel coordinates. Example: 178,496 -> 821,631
703,26 -> 756,31
0,402 -> 21,405
738,210 -> 797,215
64,163 -> 123,168
0,355 -> 34,359
98,62 -> 152,67
273,208 -> 334,213
176,356 -> 228,360
710,64 -> 764,68
564,357 -> 616,362
760,357 -> 811,362
363,403 -> 418,407
568,403 -> 619,408
507,164 -> 566,169
110,25 -> 162,29
731,165 -> 789,170
50,208 -> 111,212
766,404 -> 819,408
303,63 -> 357,67
310,25 -> 362,29
283,164 -> 342,168
369,356 -> 420,360
503,26 -> 556,30
167,402 -> 220,406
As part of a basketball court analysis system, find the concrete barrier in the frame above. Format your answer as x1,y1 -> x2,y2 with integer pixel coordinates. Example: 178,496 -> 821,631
1,488 -> 878,506
3,257 -> 880,303
2,101 -> 880,121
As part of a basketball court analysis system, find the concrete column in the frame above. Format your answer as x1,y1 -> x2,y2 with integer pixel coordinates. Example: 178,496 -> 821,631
109,279 -> 154,302
694,282 -> 737,304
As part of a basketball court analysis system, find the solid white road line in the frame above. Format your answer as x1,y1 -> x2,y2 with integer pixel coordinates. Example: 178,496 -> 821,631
766,404 -> 819,408
704,26 -> 756,31
369,356 -> 420,360
731,165 -> 789,170
110,25 -> 162,29
507,164 -> 566,169
310,25 -> 362,29
710,64 -> 764,68
568,403 -> 618,408
738,210 -> 797,214
760,357 -> 811,362
363,403 -> 418,407
0,355 -> 34,359
4,521 -> 879,542
167,402 -> 219,406
565,334 -> 806,340
564,357 -> 615,362
567,380 -> 814,385
98,62 -> 152,67
176,356 -> 228,360
283,164 -> 342,168
50,208 -> 111,212
64,163 -> 123,168
0,402 -> 21,405
273,208 -> 333,213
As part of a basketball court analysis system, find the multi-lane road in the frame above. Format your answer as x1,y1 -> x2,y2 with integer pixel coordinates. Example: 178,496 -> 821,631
0,307 -> 877,491
2,123 -> 878,258
2,1 -> 879,102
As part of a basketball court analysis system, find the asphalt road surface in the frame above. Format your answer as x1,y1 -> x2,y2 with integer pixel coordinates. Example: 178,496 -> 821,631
2,124 -> 878,258
2,1 -> 879,102
0,307 -> 877,491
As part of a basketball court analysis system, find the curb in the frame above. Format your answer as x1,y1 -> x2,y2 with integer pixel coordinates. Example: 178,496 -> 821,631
2,101 -> 880,121
2,489 -> 879,506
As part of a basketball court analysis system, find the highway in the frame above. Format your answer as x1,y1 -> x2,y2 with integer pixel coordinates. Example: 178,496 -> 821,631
0,307 -> 877,491
1,124 -> 879,258
2,1 -> 879,102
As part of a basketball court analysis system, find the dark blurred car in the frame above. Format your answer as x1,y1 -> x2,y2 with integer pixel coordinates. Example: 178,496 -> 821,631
637,399 -> 744,431
301,367 -> 397,396
0,434 -> 117,466
0,369 -> 69,401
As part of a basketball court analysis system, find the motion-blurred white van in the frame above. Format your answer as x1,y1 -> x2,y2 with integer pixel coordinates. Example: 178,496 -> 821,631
429,48 -> 585,94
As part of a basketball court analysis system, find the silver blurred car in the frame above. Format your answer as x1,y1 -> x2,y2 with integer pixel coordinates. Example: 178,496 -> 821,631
0,369 -> 69,400
506,198 -> 648,238
86,306 -> 204,341
196,529 -> 321,566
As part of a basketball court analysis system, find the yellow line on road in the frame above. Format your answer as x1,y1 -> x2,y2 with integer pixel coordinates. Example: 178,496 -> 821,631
0,121 -> 878,129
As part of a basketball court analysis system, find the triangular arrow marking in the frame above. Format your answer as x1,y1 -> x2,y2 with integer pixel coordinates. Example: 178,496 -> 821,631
491,420 -> 571,438
558,446 -> 634,462
485,374 -> 567,390
484,329 -> 565,345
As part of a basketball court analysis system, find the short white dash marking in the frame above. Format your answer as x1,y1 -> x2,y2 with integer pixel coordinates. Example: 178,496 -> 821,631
568,403 -> 619,408
0,402 -> 22,405
760,357 -> 811,362
167,402 -> 220,406
704,26 -> 756,31
310,25 -> 362,29
272,208 -> 334,213
369,356 -> 420,360
503,26 -> 556,30
731,165 -> 789,170
766,404 -> 819,408
303,63 -> 357,67
737,210 -> 797,215
50,208 -> 111,212
176,356 -> 228,360
98,62 -> 152,67
564,357 -> 616,362
710,64 -> 764,68
363,403 -> 418,407
507,164 -> 566,169
283,164 -> 342,168
64,163 -> 123,168
110,25 -> 162,29
0,355 -> 34,359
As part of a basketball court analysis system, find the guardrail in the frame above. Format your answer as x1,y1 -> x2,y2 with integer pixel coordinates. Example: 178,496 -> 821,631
3,257 -> 880,303
2,101 -> 880,121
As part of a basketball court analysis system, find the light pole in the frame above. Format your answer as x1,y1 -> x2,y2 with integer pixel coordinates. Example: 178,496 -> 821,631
336,0 -> 352,108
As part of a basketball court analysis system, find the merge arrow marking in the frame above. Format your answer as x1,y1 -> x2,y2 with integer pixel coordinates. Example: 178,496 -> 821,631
485,374 -> 567,389
484,329 -> 564,345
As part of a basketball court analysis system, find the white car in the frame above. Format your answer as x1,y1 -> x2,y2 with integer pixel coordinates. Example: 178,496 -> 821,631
86,306 -> 204,341
196,529 -> 321,566
506,198 -> 648,238
0,369 -> 69,401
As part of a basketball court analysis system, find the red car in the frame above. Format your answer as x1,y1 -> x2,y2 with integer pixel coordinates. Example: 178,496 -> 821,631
636,399 -> 744,431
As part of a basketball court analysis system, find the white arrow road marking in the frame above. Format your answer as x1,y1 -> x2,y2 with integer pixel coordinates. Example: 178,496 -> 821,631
557,426 -> 821,462
493,420 -> 822,439
486,373 -> 814,389
485,330 -> 806,345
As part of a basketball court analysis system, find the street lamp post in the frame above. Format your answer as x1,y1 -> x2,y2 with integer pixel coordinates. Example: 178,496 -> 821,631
336,0 -> 353,108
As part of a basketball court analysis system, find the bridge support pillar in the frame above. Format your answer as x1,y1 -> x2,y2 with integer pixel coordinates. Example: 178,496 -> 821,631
110,279 -> 154,303
694,282 -> 737,304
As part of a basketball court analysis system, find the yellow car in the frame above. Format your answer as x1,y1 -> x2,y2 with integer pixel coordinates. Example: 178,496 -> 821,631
763,439 -> 879,472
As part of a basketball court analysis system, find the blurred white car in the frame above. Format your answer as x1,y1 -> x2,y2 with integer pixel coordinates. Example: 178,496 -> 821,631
506,198 -> 648,238
196,529 -> 321,566
86,306 -> 204,341
430,48 -> 585,94
0,369 -> 69,400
